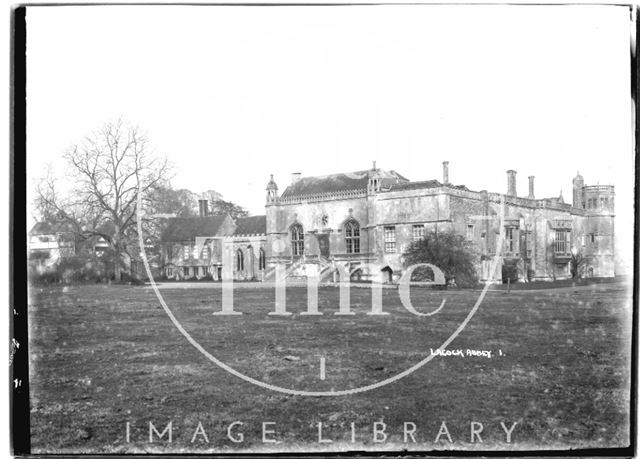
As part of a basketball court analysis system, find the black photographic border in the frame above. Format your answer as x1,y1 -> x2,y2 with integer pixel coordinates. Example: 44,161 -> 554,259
9,3 -> 638,457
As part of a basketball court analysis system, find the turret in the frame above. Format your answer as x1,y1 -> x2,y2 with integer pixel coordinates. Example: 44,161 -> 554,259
367,162 -> 382,194
583,184 -> 615,213
266,174 -> 279,204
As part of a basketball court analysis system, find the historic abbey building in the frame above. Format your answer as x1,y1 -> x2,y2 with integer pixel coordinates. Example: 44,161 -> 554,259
160,162 -> 615,283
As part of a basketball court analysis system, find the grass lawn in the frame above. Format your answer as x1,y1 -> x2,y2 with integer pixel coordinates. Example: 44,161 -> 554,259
487,275 -> 629,291
28,281 -> 632,453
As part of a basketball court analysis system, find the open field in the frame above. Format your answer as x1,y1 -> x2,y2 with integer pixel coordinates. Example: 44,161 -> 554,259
28,281 -> 632,453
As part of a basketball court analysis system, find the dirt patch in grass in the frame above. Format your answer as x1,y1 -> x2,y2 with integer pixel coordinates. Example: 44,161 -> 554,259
28,282 -> 632,453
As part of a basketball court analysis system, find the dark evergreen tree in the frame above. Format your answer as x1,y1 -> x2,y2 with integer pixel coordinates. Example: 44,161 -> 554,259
403,230 -> 479,287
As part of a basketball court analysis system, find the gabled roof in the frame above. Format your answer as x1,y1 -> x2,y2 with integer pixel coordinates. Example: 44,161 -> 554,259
29,220 -> 75,236
233,215 -> 266,236
161,215 -> 229,242
280,169 -> 408,198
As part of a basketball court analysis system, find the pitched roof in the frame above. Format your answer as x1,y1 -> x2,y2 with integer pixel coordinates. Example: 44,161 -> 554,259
388,180 -> 470,192
161,215 -> 228,242
280,169 -> 408,198
388,180 -> 442,192
233,215 -> 266,236
29,220 -> 75,235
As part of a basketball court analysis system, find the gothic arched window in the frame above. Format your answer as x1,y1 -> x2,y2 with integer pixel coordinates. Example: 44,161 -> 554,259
236,249 -> 244,271
291,224 -> 304,256
259,248 -> 266,270
345,220 -> 360,254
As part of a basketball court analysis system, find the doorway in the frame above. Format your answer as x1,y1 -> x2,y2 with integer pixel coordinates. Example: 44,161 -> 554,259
381,266 -> 393,283
317,233 -> 330,258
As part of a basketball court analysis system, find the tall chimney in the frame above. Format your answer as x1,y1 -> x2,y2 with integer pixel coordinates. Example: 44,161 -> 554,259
198,199 -> 208,217
442,161 -> 449,185
572,172 -> 584,208
291,172 -> 301,185
528,176 -> 535,199
507,170 -> 517,196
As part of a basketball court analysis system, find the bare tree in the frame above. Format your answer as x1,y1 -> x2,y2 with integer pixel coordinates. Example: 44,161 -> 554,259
33,164 -> 63,222
35,119 -> 170,280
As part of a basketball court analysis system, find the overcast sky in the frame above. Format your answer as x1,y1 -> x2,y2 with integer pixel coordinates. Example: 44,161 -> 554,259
25,4 -> 635,269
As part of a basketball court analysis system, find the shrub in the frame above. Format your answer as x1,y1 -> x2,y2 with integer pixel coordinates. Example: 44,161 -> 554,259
403,230 -> 479,288
29,256 -> 127,285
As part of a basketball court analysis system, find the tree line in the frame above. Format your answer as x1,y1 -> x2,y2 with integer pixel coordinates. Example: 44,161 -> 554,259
33,119 -> 485,286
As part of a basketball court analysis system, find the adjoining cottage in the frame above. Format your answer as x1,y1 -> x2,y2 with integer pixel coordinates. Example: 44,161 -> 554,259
29,220 -> 77,266
28,218 -> 138,280
160,202 -> 235,280
159,200 -> 268,281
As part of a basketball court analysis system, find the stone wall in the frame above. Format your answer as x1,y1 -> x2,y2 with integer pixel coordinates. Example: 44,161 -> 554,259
266,195 -> 371,264
264,181 -> 615,283
223,235 -> 267,281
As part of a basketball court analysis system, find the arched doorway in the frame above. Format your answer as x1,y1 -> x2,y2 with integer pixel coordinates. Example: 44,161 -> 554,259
381,266 -> 393,283
350,267 -> 363,282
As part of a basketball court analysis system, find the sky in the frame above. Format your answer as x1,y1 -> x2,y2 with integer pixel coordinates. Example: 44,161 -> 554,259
25,4 -> 635,270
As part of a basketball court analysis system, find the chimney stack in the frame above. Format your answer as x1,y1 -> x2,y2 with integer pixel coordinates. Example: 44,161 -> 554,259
507,170 -> 517,196
528,176 -> 535,199
572,172 -> 584,208
442,161 -> 449,185
198,199 -> 209,217
291,172 -> 301,185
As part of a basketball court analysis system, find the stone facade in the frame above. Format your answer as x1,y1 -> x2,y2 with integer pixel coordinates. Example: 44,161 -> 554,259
160,207 -> 267,281
223,236 -> 267,281
223,215 -> 268,281
160,213 -> 235,281
264,164 -> 615,283
158,164 -> 615,283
